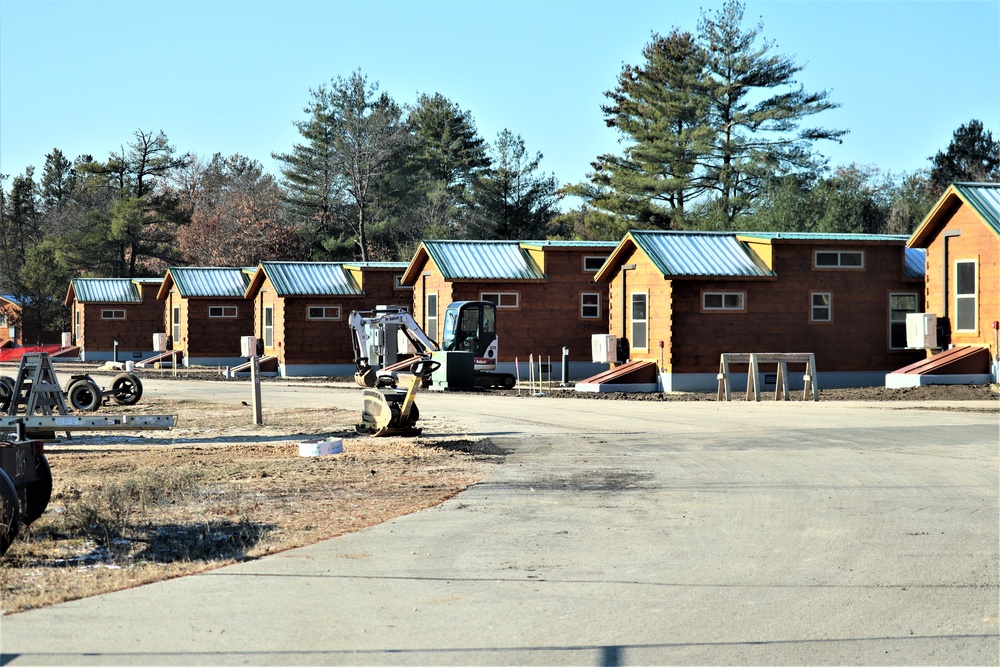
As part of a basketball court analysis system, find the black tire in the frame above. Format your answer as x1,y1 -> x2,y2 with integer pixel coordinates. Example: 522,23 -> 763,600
68,379 -> 101,412
20,454 -> 52,526
0,469 -> 21,557
111,372 -> 143,406
500,374 -> 516,390
0,375 -> 14,413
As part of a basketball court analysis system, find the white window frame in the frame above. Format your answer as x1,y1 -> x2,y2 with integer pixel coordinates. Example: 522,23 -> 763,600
425,293 -> 438,341
583,255 -> 609,272
102,309 -> 126,320
307,305 -> 341,320
815,250 -> 864,269
580,292 -> 600,319
394,275 -> 412,290
811,292 -> 832,323
630,291 -> 648,350
954,259 -> 977,332
209,305 -> 238,318
702,291 -> 745,312
263,306 -> 274,349
889,292 -> 919,349
172,307 -> 180,341
480,292 -> 520,308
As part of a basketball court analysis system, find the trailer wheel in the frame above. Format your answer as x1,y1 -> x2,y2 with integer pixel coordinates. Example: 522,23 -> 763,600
0,376 -> 15,412
20,454 -> 52,526
67,379 -> 101,412
111,373 -> 143,406
0,469 -> 20,557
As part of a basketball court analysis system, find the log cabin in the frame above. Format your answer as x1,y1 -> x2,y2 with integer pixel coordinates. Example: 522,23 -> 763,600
65,278 -> 164,362
243,261 -> 411,376
892,182 -> 1000,385
593,231 -> 927,391
0,295 -> 21,348
400,240 -> 618,379
156,267 -> 256,367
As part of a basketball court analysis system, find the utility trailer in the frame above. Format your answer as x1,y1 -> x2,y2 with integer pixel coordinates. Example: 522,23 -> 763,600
0,352 -> 175,556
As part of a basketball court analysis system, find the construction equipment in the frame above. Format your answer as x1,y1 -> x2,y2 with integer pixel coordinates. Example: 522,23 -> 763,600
349,301 -> 516,390
0,353 -> 143,414
356,358 -> 440,437
0,435 -> 50,556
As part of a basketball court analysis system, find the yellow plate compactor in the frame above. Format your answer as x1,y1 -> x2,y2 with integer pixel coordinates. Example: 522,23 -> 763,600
356,359 -> 440,437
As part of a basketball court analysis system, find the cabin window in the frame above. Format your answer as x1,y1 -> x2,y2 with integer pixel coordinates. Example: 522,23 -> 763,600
480,292 -> 519,308
263,306 -> 274,348
394,275 -> 412,290
74,310 -> 80,340
0,314 -> 7,328
308,306 -> 341,320
580,293 -> 600,319
102,309 -> 126,320
583,255 -> 609,272
702,291 -> 745,311
630,292 -> 648,349
425,293 -> 438,341
815,250 -> 864,269
811,292 -> 832,322
955,260 -> 977,332
209,306 -> 238,318
889,293 -> 919,349
172,307 -> 181,341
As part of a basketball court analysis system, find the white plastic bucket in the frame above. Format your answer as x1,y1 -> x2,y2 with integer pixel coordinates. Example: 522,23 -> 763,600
299,439 -> 344,457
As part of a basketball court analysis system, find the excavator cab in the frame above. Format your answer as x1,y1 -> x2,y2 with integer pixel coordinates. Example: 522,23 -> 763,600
442,301 -> 498,371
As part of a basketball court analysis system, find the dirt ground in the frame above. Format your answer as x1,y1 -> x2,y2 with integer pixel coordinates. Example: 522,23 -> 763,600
0,377 -> 996,616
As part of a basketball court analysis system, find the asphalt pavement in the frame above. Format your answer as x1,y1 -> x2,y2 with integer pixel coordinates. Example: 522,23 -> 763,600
1,380 -> 997,665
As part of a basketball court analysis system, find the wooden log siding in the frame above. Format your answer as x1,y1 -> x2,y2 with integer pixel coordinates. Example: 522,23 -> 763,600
280,297 -> 361,365
613,243 -> 926,374
922,201 -> 1000,348
79,283 -> 164,352
180,298 -> 254,357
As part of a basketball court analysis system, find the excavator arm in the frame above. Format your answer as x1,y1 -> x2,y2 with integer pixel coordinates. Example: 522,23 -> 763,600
348,308 -> 439,387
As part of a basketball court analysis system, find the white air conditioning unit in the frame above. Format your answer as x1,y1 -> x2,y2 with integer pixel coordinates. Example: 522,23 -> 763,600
906,313 -> 937,349
241,335 -> 258,357
592,334 -> 618,363
152,333 -> 168,352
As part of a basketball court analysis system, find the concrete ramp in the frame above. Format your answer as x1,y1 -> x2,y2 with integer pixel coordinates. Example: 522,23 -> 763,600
575,360 -> 659,393
136,350 -> 184,368
886,345 -> 992,388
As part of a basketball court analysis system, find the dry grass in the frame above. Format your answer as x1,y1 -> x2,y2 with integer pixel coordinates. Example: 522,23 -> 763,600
0,398 -> 503,615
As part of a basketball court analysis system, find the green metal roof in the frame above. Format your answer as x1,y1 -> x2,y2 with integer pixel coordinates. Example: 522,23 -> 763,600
737,232 -> 910,242
70,278 -> 143,303
423,241 -> 546,280
519,240 -> 620,248
260,262 -> 362,297
630,231 -> 775,278
954,182 -> 1000,236
168,267 -> 250,298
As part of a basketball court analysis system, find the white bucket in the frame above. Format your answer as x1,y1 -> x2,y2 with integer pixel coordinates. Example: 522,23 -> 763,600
125,360 -> 135,372
299,439 -> 344,457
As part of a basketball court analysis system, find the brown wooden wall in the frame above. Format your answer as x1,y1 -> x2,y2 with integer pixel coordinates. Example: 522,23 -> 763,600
77,283 -> 165,352
175,298 -> 255,356
410,249 -> 611,360
922,201 -> 1000,351
611,242 -> 926,374
252,268 -> 415,366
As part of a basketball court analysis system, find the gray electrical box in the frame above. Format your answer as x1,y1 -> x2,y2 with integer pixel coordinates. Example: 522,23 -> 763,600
429,351 -> 475,390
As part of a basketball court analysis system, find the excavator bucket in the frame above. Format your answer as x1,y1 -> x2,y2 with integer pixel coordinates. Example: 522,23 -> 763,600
354,368 -> 377,388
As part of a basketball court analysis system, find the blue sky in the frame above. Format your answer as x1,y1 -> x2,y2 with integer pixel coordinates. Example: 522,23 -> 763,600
1,0 -> 998,206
